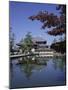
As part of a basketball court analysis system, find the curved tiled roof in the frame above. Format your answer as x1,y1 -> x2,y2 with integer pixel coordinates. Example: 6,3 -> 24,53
32,37 -> 47,44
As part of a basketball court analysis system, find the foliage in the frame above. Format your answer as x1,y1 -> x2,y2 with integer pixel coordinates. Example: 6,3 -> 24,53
50,40 -> 66,53
20,32 -> 33,53
29,5 -> 66,36
10,28 -> 15,54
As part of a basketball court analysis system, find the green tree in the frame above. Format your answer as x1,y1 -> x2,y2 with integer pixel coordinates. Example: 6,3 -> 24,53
29,5 -> 66,36
20,32 -> 33,54
10,27 -> 15,54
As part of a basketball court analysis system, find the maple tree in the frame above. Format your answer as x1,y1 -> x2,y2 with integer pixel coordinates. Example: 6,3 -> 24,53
29,5 -> 66,36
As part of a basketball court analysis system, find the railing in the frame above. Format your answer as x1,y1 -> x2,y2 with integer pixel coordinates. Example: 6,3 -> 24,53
10,51 -> 64,59
10,53 -> 39,58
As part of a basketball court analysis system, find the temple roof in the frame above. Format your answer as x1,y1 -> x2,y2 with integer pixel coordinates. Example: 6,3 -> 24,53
32,37 -> 47,44
16,37 -> 47,46
32,37 -> 46,41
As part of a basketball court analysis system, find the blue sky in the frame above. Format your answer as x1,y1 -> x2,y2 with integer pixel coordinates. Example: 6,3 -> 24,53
9,1 -> 61,45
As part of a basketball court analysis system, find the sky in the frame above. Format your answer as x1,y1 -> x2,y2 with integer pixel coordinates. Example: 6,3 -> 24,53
9,1 -> 62,45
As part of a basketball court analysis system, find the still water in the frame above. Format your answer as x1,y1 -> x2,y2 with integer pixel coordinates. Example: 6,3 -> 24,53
10,56 -> 66,89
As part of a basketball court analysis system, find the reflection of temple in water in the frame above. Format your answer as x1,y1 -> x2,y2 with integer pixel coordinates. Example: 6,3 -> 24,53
17,56 -> 65,79
18,56 -> 48,79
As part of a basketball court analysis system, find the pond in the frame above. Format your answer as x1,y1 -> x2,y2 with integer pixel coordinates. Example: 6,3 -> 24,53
10,56 -> 66,89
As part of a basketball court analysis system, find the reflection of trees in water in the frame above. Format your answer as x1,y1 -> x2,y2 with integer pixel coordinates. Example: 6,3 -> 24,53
10,59 -> 19,81
10,61 -> 13,76
18,56 -> 48,65
10,62 -> 14,87
18,57 -> 48,79
20,64 -> 34,79
52,56 -> 66,70
10,56 -> 66,81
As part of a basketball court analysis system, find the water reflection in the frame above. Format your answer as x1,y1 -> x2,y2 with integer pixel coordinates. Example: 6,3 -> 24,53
17,57 -> 48,79
52,56 -> 66,71
10,56 -> 66,88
